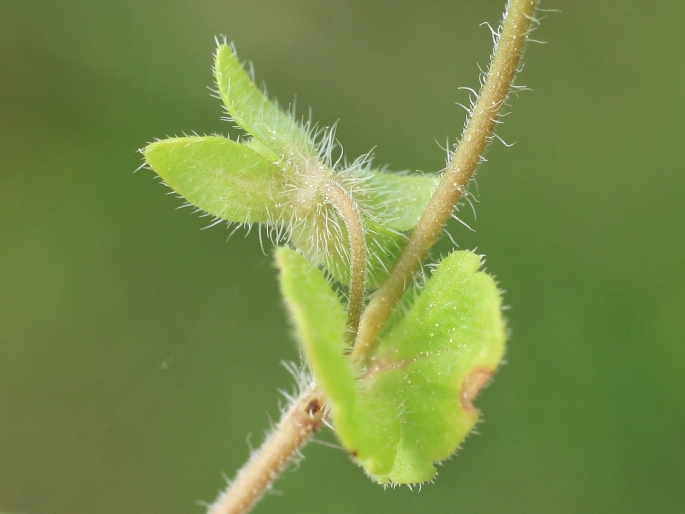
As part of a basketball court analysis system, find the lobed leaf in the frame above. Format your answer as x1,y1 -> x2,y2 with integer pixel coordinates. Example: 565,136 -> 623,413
150,45 -> 441,292
144,136 -> 288,224
358,250 -> 506,483
279,249 -> 506,484
150,46 -> 463,302
276,248 -> 505,483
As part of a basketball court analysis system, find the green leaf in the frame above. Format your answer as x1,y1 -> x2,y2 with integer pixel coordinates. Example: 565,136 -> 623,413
287,211 -> 407,290
359,250 -> 506,483
350,170 -> 440,231
144,136 -> 287,224
214,44 -> 317,163
143,135 -> 413,289
149,46 -> 447,295
149,45 -> 440,291
322,170 -> 439,287
276,246 -> 352,405
282,249 -> 506,484
286,168 -> 439,289
362,220 -> 407,287
276,246 -> 398,474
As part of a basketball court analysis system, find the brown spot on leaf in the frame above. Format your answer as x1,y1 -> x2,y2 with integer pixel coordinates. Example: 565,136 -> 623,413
460,367 -> 493,412
350,450 -> 358,458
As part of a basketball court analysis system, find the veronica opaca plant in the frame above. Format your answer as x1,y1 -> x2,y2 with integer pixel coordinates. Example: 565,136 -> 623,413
142,1 -> 540,512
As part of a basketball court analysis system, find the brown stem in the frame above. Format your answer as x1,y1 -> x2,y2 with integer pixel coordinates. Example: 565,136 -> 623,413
352,0 -> 539,360
207,387 -> 325,514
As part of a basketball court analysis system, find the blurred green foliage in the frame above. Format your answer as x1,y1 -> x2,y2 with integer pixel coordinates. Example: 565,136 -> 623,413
0,1 -> 683,513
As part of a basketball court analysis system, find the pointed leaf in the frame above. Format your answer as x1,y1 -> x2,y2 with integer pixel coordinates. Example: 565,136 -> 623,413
144,136 -> 288,224
215,44 -> 317,163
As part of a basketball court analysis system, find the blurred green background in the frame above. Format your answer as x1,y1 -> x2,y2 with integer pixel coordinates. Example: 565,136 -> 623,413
1,1 -> 683,513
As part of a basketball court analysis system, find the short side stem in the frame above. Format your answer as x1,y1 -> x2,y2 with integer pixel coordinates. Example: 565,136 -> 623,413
353,0 -> 539,360
208,388 -> 325,514
325,180 -> 367,340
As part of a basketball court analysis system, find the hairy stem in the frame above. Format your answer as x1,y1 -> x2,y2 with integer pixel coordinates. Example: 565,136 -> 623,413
352,0 -> 539,360
212,1 -> 538,512
324,180 -> 367,340
208,172 -> 366,514
208,387 -> 325,514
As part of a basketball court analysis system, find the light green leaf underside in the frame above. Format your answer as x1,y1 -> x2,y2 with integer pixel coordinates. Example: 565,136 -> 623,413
276,246 -> 398,474
280,249 -> 506,485
143,136 -> 425,289
277,248 -> 505,483
351,171 -> 440,231
215,44 -> 317,163
275,246 -> 353,406
305,170 -> 437,287
362,250 -> 506,483
144,136 -> 287,224
286,168 -> 440,289
288,215 -> 407,290
323,170 -> 439,288
159,44 -> 440,291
